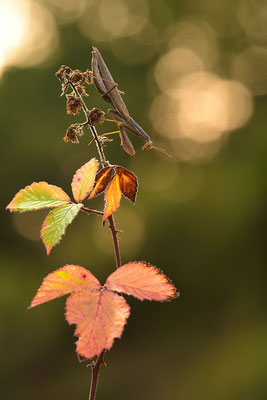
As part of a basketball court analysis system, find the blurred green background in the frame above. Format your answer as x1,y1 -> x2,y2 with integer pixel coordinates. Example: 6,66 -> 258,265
1,0 -> 267,399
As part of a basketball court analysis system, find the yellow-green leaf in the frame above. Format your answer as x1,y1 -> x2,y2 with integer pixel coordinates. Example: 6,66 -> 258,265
41,203 -> 82,255
7,182 -> 70,212
71,158 -> 99,202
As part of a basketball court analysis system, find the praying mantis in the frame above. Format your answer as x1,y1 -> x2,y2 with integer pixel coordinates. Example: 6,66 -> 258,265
91,47 -> 163,156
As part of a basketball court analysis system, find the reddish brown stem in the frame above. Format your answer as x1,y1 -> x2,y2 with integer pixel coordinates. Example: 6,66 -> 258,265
69,81 -> 109,167
69,77 -> 121,400
81,206 -> 104,216
87,215 -> 121,400
108,214 -> 122,269
88,350 -> 105,400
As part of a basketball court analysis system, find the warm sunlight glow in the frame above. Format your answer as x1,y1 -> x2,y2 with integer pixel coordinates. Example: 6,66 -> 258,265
154,48 -> 204,94
79,0 -> 149,42
151,54 -> 253,161
45,0 -> 87,24
167,19 -> 218,68
176,73 -> 253,142
0,0 -> 26,73
0,0 -> 58,78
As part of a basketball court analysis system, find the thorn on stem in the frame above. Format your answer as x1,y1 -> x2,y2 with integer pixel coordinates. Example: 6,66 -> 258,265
87,361 -> 96,369
102,359 -> 107,367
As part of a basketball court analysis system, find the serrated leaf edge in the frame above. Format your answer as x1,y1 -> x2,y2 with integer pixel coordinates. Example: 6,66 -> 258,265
41,203 -> 83,255
71,158 -> 100,203
104,261 -> 179,302
6,181 -> 71,212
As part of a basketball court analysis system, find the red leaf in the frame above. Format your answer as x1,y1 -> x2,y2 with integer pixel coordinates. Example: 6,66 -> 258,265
29,262 -> 177,360
71,158 -> 99,202
105,261 -> 178,301
103,173 -> 122,222
89,166 -> 114,199
29,265 -> 100,308
66,289 -> 130,359
116,167 -> 138,203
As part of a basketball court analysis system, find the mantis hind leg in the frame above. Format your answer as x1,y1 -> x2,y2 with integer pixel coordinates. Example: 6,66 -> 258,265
107,110 -> 135,155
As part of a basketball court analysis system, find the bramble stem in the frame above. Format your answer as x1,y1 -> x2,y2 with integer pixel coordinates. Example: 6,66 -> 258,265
81,206 -> 104,217
69,80 -> 122,399
88,350 -> 105,400
69,82 -> 109,168
86,215 -> 121,400
108,215 -> 121,269
90,124 -> 107,168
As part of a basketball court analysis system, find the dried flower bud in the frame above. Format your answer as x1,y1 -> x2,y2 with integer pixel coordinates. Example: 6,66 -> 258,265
88,108 -> 105,126
84,69 -> 93,85
71,70 -> 85,85
66,95 -> 82,115
64,124 -> 84,143
56,65 -> 73,82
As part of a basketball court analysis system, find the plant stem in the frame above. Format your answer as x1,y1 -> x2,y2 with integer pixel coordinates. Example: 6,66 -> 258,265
108,215 -> 121,269
69,81 -> 109,168
81,206 -> 104,217
89,124 -> 107,168
72,80 -> 122,399
88,350 -> 105,400
87,214 -> 121,400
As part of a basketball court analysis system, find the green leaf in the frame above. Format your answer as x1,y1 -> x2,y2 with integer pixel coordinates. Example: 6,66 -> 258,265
41,203 -> 82,255
7,182 -> 70,212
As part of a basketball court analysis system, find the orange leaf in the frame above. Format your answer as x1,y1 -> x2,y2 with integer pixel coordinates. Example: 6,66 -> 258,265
71,158 -> 99,202
66,289 -> 130,359
29,265 -> 100,308
105,261 -> 178,301
103,173 -> 122,222
89,166 -> 114,199
116,167 -> 138,203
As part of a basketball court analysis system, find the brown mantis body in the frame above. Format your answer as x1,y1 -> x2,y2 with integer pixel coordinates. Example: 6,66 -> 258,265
91,47 -> 154,156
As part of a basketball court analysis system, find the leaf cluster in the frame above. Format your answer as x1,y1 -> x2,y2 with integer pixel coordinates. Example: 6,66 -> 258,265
29,262 -> 178,359
7,159 -> 138,254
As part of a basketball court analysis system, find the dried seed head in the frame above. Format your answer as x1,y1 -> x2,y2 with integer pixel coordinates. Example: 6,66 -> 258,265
64,124 -> 83,143
71,70 -> 85,85
76,85 -> 88,96
56,65 -> 73,82
66,95 -> 82,115
88,107 -> 105,126
84,69 -> 93,85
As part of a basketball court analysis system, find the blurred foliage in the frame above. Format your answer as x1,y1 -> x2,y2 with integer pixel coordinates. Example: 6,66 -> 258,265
1,0 -> 267,399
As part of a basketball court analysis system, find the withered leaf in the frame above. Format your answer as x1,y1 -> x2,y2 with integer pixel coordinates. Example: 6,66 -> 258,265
89,166 -> 114,199
116,167 -> 138,203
